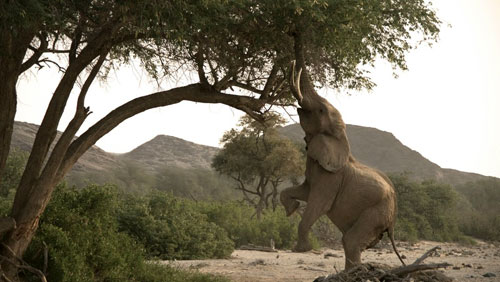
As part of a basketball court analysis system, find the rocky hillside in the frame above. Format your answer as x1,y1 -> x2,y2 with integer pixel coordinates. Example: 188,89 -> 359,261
11,121 -> 120,174
121,135 -> 219,172
279,124 -> 488,186
9,121 -> 493,187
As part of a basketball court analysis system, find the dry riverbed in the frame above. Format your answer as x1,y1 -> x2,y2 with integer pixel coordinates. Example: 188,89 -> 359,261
167,241 -> 500,282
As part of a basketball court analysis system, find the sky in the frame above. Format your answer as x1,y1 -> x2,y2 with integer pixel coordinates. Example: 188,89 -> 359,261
15,0 -> 500,178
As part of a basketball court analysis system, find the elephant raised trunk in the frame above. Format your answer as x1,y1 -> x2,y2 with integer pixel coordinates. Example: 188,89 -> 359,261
289,33 -> 322,111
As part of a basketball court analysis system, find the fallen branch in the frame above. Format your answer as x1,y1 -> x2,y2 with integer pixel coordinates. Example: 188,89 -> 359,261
385,262 -> 452,278
315,246 -> 453,282
413,246 -> 440,265
239,244 -> 277,252
380,246 -> 451,280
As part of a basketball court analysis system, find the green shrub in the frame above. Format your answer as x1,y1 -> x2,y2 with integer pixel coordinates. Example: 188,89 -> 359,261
25,184 -> 145,281
198,201 -> 309,249
118,192 -> 234,260
21,184 -> 228,282
390,174 -> 466,242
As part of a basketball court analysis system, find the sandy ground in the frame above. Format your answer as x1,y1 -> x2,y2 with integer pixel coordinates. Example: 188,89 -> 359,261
167,241 -> 500,282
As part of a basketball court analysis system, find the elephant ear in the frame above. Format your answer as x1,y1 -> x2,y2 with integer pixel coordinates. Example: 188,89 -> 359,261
307,133 -> 350,172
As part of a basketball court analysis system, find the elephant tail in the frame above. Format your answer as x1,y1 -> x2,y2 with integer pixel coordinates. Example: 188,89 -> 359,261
387,227 -> 406,266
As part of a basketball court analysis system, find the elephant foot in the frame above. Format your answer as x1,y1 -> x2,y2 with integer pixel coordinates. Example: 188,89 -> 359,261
293,241 -> 312,252
284,200 -> 300,217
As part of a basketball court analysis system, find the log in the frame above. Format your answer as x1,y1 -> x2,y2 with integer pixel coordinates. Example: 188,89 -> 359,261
239,244 -> 278,252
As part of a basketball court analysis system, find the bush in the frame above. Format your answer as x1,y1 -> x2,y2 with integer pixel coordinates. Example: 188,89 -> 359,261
390,174 -> 466,242
118,192 -> 234,260
198,201 -> 311,249
25,184 -> 146,281
22,184 -> 228,282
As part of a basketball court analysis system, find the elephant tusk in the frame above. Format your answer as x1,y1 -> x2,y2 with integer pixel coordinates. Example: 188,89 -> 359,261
296,67 -> 303,103
289,60 -> 304,103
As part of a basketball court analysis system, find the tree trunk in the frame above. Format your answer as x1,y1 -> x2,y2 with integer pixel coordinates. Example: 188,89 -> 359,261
0,30 -> 33,188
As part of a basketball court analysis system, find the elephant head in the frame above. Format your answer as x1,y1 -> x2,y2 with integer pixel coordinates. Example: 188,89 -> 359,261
289,60 -> 351,172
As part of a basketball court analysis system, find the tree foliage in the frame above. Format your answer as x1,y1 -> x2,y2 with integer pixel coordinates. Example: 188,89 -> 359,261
212,113 -> 305,218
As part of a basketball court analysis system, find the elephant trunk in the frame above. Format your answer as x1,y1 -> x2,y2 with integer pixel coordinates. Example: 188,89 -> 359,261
290,32 -> 321,110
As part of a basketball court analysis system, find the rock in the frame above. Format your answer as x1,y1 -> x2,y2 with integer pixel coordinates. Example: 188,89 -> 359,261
483,273 -> 496,278
249,259 -> 265,266
324,252 -> 341,258
452,266 -> 461,270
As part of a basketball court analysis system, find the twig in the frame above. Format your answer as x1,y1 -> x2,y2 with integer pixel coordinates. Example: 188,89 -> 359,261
413,246 -> 440,265
42,242 -> 49,274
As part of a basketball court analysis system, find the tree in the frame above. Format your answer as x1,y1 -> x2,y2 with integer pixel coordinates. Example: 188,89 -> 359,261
213,113 -> 305,219
0,0 -> 440,278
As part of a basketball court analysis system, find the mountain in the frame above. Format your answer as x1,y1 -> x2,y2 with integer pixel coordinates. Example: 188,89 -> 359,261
11,121 -> 120,174
9,121 -> 494,188
120,135 -> 218,172
279,124 -> 488,185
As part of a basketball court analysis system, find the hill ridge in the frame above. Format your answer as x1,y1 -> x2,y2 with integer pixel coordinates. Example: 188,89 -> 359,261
9,121 -> 494,186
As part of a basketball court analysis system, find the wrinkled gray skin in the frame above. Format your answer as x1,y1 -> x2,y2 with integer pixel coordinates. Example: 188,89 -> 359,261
280,60 -> 405,270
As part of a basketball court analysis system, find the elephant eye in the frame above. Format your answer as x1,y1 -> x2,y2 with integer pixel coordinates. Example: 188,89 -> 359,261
319,109 -> 324,114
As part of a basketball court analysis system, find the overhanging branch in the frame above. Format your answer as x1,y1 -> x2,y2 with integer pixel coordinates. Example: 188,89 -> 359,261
56,83 -> 267,181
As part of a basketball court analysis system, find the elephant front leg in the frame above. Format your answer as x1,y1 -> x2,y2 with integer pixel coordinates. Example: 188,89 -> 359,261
280,183 -> 309,216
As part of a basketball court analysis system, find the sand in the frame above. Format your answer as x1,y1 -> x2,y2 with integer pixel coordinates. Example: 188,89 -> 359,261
168,241 -> 500,281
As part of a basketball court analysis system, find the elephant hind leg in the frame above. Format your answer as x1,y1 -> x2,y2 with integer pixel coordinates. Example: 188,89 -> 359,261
342,211 -> 385,270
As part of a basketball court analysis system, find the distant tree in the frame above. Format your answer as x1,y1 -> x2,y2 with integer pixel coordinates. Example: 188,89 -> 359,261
212,113 -> 305,219
0,150 -> 28,197
0,0 -> 440,277
455,179 -> 500,241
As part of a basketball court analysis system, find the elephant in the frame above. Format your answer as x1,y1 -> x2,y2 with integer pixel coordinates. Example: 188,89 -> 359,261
280,54 -> 405,269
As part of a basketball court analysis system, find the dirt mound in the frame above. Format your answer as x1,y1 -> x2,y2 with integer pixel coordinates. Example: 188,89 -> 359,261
314,263 -> 452,282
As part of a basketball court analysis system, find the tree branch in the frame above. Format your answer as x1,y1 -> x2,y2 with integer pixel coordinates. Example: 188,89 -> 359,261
56,84 -> 267,182
20,34 -> 48,74
261,64 -> 279,98
230,81 -> 263,94
195,51 -> 209,87
37,50 -> 108,191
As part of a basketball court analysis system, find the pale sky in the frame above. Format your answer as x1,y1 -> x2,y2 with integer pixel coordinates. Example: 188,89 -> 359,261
15,0 -> 500,178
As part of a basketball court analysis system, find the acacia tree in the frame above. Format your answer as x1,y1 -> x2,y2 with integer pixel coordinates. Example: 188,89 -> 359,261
212,114 -> 305,219
0,0 -> 440,278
